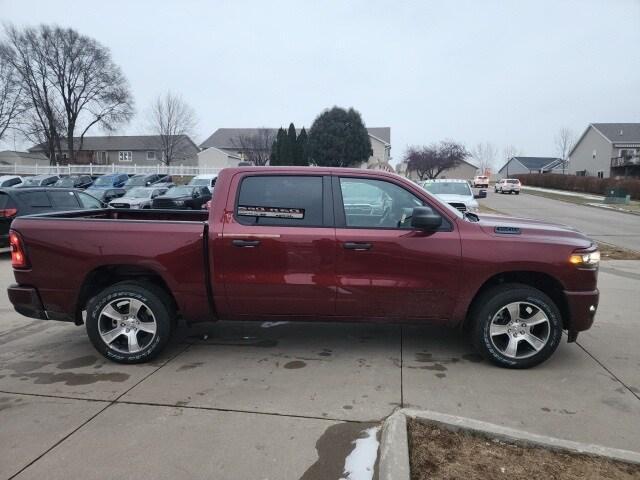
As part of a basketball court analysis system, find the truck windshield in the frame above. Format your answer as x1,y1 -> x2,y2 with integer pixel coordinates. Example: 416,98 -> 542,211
189,178 -> 210,186
165,186 -> 193,197
125,176 -> 148,186
127,187 -> 152,198
94,176 -> 115,186
423,182 -> 471,196
54,178 -> 76,187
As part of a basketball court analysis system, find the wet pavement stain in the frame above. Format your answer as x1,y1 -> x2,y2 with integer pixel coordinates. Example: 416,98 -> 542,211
342,405 -> 353,410
435,373 -> 446,379
299,421 -> 378,480
177,362 -> 204,371
57,355 -> 98,369
541,407 -> 576,415
284,360 -> 306,369
10,371 -> 130,386
9,360 -> 50,373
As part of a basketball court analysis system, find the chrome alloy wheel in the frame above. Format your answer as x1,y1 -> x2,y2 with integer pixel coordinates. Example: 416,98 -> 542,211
489,301 -> 551,359
98,298 -> 157,354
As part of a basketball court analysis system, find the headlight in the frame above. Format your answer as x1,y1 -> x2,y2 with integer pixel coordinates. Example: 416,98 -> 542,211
174,200 -> 184,206
467,204 -> 479,213
569,250 -> 600,268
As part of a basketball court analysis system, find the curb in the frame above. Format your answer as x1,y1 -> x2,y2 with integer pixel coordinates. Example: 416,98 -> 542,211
378,408 -> 640,480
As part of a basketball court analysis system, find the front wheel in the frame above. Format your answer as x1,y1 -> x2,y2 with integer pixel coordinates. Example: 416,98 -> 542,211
471,284 -> 563,368
515,191 -> 520,195
86,282 -> 174,364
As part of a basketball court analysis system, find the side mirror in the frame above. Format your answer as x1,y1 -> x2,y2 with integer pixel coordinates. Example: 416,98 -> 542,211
411,206 -> 442,231
474,189 -> 487,199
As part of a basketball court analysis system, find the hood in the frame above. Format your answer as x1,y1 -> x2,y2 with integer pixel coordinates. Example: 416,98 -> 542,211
477,214 -> 593,248
435,193 -> 475,203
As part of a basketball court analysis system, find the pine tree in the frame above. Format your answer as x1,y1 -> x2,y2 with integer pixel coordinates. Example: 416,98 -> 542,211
295,127 -> 309,166
269,128 -> 287,166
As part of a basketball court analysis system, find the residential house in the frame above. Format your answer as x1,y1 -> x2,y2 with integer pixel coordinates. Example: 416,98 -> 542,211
28,135 -> 200,166
198,146 -> 243,169
498,157 -> 564,177
396,157 -> 479,181
569,123 -> 640,178
200,127 -> 392,169
0,150 -> 49,166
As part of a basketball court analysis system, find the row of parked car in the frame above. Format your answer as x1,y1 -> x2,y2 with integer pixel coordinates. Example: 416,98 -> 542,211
419,177 -> 522,213
0,173 -> 218,247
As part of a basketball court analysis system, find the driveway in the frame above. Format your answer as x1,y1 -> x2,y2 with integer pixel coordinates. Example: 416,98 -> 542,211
0,254 -> 639,479
481,190 -> 640,252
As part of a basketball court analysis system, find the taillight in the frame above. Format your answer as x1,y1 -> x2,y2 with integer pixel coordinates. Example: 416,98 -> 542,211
0,208 -> 17,218
9,230 -> 29,269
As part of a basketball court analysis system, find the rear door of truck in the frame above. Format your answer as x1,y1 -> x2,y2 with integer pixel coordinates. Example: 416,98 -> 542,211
216,172 -> 336,317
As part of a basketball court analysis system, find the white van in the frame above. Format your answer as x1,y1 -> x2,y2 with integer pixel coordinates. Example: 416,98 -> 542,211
188,174 -> 218,189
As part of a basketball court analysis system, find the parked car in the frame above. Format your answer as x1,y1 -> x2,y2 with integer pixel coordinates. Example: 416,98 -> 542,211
420,179 -> 485,213
472,175 -> 489,188
7,167 -> 599,369
90,173 -> 129,189
189,174 -> 218,189
151,185 -> 211,210
17,175 -> 59,188
0,175 -> 23,188
109,187 -> 169,209
123,174 -> 169,191
0,187 -> 105,247
54,175 -> 93,189
85,187 -> 126,203
495,178 -> 522,194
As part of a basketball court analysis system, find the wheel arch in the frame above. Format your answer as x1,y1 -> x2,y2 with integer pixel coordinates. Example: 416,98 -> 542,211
464,270 -> 569,331
75,264 -> 178,324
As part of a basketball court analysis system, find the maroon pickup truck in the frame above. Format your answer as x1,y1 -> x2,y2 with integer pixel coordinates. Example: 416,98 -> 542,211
7,167 -> 599,368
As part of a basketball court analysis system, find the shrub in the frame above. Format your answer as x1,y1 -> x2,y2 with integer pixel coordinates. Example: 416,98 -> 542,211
513,174 -> 640,200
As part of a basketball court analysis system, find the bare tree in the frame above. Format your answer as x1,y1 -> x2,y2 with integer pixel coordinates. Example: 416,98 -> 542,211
0,60 -> 24,142
231,128 -> 276,166
0,24 -> 134,163
148,92 -> 197,165
471,142 -> 498,175
555,127 -> 575,174
404,141 -> 469,180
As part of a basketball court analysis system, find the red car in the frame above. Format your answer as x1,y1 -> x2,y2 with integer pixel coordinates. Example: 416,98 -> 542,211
7,167 -> 599,368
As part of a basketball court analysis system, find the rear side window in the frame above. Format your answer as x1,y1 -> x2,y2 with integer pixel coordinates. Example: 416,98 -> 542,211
77,192 -> 103,209
0,192 -> 16,209
49,191 -> 81,209
17,191 -> 52,208
236,175 -> 323,226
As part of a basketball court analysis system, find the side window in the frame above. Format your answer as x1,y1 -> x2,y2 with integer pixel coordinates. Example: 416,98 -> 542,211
77,192 -> 104,209
49,191 -> 81,209
236,175 -> 323,227
339,177 -> 424,229
17,191 -> 52,208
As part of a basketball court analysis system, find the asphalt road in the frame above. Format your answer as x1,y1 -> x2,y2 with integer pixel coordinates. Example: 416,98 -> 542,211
0,254 -> 639,478
481,191 -> 640,252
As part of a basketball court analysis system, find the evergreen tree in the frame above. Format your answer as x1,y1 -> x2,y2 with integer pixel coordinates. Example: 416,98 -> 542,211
295,127 -> 309,166
269,128 -> 287,165
307,107 -> 372,167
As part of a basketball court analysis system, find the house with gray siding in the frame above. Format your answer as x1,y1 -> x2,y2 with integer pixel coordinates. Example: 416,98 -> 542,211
498,156 -> 563,177
569,123 -> 640,178
28,135 -> 199,166
200,127 -> 392,170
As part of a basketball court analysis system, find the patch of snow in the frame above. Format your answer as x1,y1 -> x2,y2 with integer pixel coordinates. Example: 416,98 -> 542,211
587,203 -> 637,214
260,321 -> 290,328
522,186 -> 603,200
340,426 -> 380,480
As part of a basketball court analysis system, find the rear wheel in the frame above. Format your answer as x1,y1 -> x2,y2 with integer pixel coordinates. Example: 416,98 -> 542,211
471,284 -> 563,368
86,282 -> 174,364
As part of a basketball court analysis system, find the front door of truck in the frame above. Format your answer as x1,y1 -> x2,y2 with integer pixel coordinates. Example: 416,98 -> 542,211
333,175 -> 461,320
219,173 -> 336,317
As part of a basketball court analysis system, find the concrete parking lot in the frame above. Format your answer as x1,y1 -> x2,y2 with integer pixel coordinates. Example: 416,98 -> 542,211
1,249 -> 639,479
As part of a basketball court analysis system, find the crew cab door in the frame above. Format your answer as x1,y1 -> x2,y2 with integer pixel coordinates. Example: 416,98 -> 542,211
333,175 -> 461,320
219,173 -> 336,317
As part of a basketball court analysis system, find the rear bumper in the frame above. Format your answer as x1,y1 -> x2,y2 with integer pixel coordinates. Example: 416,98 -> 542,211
7,284 -> 74,322
564,288 -> 599,334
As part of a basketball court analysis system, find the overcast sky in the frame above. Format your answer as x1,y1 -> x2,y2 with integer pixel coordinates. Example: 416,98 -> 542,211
2,0 -> 639,167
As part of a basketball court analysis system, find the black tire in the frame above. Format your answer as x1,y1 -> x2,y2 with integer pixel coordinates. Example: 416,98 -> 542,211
515,191 -> 520,195
86,281 -> 174,364
471,283 -> 563,368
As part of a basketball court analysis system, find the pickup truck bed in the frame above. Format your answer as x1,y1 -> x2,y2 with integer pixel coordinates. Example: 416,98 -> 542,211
7,167 -> 600,368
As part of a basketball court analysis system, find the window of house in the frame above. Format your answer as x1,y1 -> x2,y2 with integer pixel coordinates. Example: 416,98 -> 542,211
96,151 -> 108,163
597,171 -> 604,179
118,151 -> 132,162
236,175 -> 323,227
147,151 -> 156,161
592,150 -> 597,159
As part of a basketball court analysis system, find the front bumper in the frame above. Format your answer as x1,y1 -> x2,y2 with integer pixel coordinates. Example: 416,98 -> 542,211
564,288 -> 599,337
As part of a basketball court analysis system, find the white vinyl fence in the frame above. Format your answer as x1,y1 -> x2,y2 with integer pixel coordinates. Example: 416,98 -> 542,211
0,163 -> 222,177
